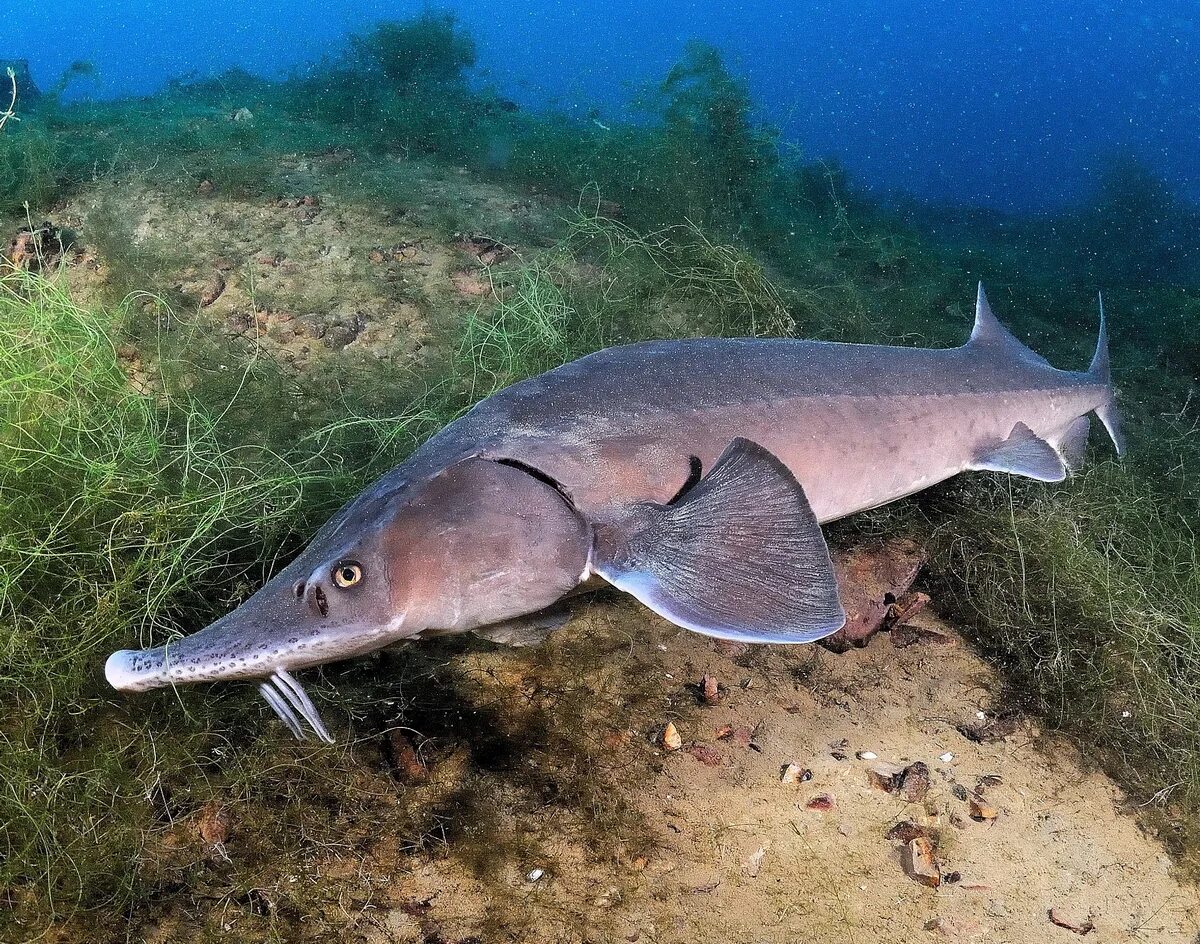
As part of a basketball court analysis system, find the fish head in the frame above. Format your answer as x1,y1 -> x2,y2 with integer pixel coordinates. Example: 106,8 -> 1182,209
104,456 -> 591,718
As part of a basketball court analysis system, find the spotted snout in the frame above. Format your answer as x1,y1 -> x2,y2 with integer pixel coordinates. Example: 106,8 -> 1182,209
104,554 -> 392,693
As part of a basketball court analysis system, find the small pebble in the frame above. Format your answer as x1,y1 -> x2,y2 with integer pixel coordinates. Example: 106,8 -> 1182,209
969,798 -> 999,822
856,750 -> 878,761
780,763 -> 810,784
939,752 -> 955,763
527,868 -> 544,882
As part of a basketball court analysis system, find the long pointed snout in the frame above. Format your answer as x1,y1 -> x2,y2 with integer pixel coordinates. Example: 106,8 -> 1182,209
105,646 -> 172,692
103,606 -> 304,692
103,569 -> 403,694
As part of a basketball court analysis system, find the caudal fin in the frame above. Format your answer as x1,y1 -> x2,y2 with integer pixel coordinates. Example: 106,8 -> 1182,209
1090,294 -> 1125,456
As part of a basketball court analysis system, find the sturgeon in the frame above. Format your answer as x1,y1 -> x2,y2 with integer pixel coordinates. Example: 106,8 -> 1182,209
105,285 -> 1122,740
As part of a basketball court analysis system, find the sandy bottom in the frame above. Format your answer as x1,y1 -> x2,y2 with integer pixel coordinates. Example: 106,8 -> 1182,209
349,599 -> 1199,943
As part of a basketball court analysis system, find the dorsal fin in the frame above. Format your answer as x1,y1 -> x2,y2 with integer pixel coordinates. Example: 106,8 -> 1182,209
967,283 -> 1051,367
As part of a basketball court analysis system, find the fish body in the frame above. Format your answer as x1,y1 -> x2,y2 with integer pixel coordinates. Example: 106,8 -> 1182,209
105,286 -> 1122,740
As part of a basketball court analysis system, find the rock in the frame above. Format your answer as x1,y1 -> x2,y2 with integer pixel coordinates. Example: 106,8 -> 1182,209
975,774 -> 1003,793
901,836 -> 941,888
887,590 -> 931,626
855,750 -> 878,761
986,899 -> 1009,918
4,222 -> 67,272
1048,907 -> 1095,935
867,760 -> 930,801
805,794 -> 835,812
715,724 -> 734,740
195,802 -> 230,845
780,763 -> 811,784
969,796 -> 998,820
197,179 -> 215,196
381,730 -> 428,784
232,107 -> 254,122
660,722 -> 682,751
822,539 -> 926,651
885,820 -> 934,844
1,59 -> 41,104
199,273 -> 226,308
700,673 -> 721,705
968,798 -> 998,822
958,712 -> 1022,743
952,784 -> 969,801
900,762 -> 932,802
868,763 -> 906,792
368,249 -> 386,264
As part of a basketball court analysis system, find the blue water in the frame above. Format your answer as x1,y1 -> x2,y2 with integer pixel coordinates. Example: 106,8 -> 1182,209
11,0 -> 1198,211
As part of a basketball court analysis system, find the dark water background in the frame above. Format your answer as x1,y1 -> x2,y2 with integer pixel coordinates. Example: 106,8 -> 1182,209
13,0 -> 1199,212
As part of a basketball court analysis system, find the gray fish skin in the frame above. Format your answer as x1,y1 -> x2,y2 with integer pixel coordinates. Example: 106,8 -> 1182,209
104,286 -> 1121,725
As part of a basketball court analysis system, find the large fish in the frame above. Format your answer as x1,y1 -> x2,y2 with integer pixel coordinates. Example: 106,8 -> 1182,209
105,286 -> 1122,740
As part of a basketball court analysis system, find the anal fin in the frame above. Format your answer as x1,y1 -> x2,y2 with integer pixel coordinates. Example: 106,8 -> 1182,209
594,438 -> 845,644
971,422 -> 1067,482
1055,415 -> 1091,471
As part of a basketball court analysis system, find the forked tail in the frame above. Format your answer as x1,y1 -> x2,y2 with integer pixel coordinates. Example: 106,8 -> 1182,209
1090,294 -> 1125,456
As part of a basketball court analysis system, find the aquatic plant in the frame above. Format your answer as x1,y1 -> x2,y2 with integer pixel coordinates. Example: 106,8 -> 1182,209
0,67 -> 18,132
351,12 -> 477,91
1073,154 -> 1199,285
656,41 -> 774,226
0,272 -> 337,931
0,120 -> 57,216
924,419 -> 1200,852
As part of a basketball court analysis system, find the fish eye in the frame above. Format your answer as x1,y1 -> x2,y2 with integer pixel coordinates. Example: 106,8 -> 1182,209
332,561 -> 363,589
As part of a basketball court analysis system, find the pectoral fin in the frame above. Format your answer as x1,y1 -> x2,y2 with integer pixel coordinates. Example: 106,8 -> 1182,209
971,422 -> 1067,482
594,438 -> 845,644
472,605 -> 572,647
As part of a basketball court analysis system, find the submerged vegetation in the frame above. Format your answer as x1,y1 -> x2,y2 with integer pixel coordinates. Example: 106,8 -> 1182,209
0,10 -> 1198,938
